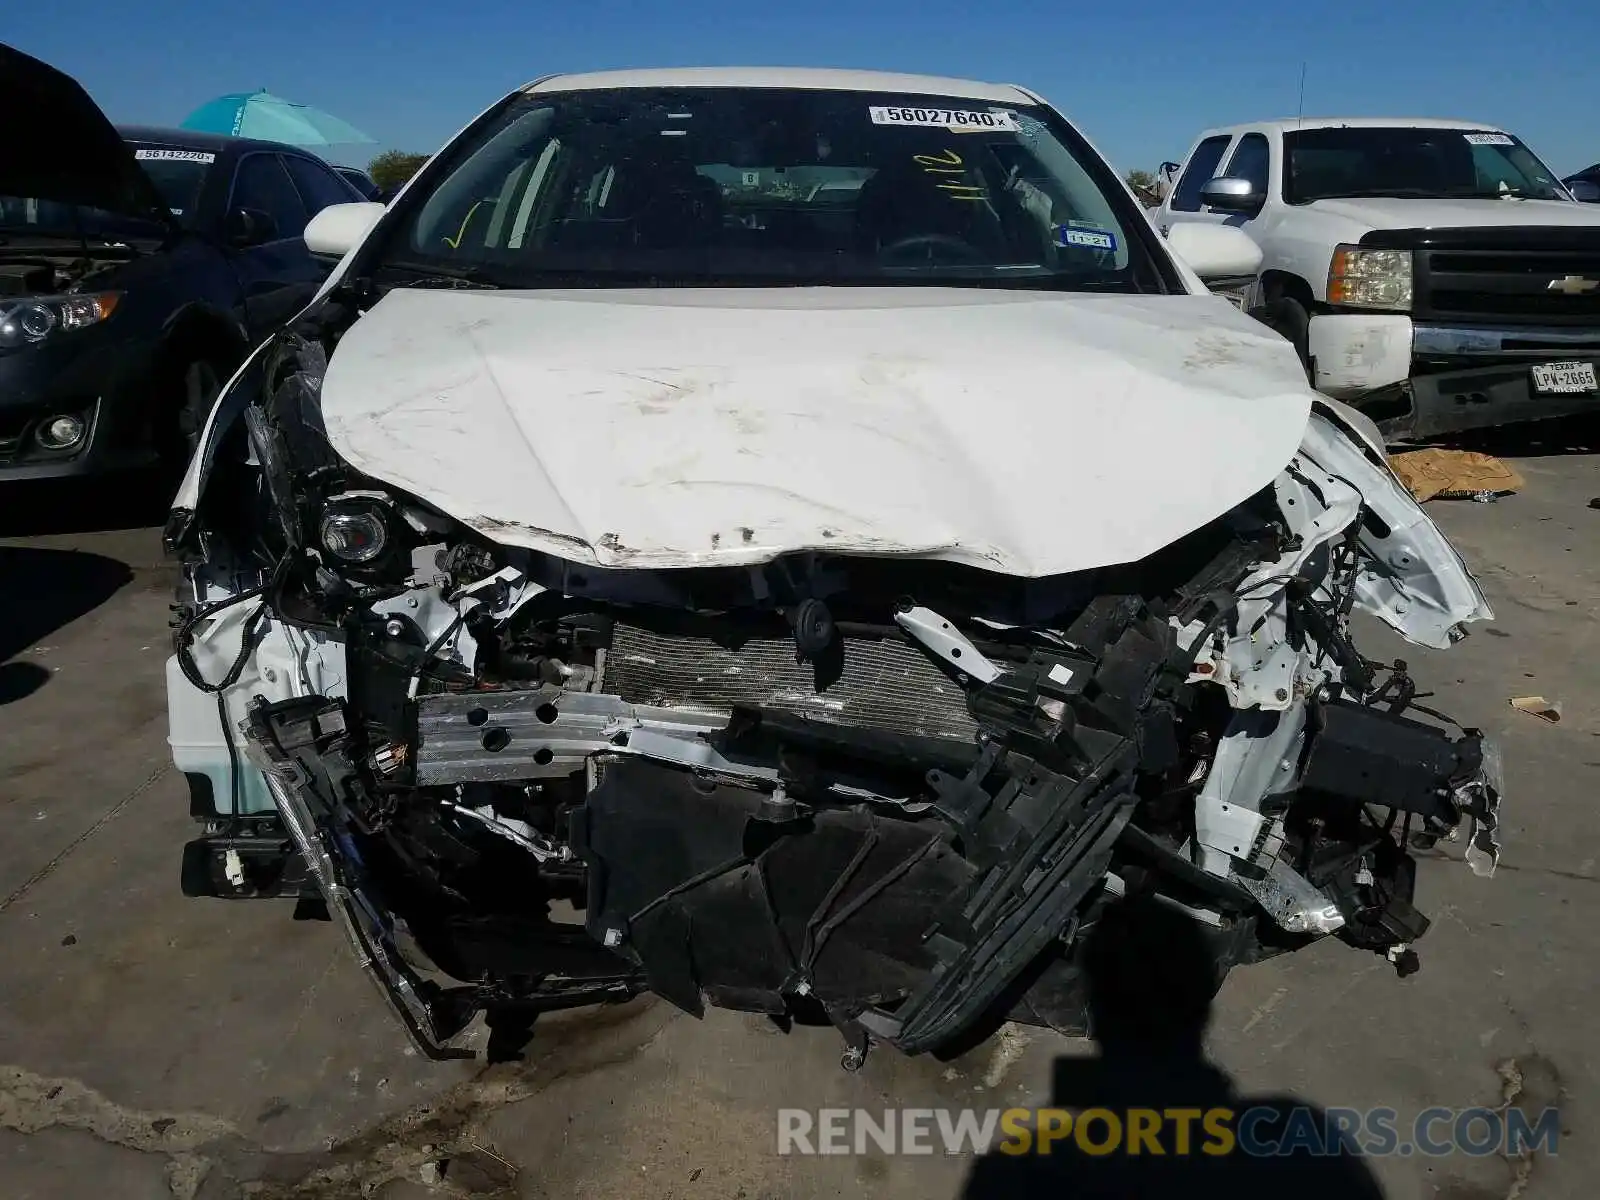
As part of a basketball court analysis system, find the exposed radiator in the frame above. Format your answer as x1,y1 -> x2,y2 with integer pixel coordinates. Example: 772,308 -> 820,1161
604,623 -> 978,743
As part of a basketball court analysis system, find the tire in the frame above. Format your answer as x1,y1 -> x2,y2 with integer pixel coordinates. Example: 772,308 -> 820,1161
1260,295 -> 1313,384
167,357 -> 224,470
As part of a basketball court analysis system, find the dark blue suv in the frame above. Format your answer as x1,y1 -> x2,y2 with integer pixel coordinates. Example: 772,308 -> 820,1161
1,43 -> 363,480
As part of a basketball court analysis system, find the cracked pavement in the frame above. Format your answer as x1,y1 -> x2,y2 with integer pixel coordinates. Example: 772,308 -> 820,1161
1,431 -> 1597,1198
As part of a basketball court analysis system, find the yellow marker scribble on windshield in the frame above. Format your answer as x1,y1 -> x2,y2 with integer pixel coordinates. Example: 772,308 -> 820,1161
937,182 -> 987,199
442,200 -> 486,250
914,149 -> 988,201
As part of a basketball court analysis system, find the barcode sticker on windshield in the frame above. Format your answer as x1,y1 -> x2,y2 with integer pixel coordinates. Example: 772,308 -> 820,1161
869,107 -> 1018,132
1463,132 -> 1514,147
135,148 -> 216,163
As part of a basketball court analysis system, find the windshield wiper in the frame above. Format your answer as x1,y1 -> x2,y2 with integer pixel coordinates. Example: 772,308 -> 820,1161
1312,186 -> 1550,201
376,260 -> 504,289
1441,188 -> 1541,200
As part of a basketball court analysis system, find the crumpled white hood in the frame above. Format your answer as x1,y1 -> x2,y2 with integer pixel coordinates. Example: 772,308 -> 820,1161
321,287 -> 1314,576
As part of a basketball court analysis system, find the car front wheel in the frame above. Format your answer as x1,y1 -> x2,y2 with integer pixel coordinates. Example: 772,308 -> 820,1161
169,358 -> 224,467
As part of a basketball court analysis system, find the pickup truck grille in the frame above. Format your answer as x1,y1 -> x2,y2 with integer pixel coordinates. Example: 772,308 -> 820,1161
1361,227 -> 1600,327
1425,249 -> 1600,322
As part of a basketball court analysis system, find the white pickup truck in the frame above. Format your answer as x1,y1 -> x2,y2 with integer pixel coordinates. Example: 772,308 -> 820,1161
1155,118 -> 1600,439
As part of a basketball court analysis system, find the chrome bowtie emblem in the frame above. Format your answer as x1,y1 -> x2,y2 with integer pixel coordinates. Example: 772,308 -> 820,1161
1547,275 -> 1599,295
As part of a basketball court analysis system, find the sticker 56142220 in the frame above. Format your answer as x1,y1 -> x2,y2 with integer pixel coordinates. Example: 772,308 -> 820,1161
869,107 -> 1019,132
134,148 -> 217,163
1463,132 -> 1514,147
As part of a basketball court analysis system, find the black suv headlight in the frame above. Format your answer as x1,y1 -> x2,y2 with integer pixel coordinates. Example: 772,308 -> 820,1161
0,293 -> 120,350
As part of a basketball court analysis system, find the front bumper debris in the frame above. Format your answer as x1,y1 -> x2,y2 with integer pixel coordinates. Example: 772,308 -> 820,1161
240,697 -> 476,1060
179,383 -> 1505,1064
241,694 -> 647,1060
179,829 -> 317,900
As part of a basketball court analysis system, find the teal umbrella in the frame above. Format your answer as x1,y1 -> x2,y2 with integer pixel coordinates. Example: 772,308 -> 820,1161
180,89 -> 374,146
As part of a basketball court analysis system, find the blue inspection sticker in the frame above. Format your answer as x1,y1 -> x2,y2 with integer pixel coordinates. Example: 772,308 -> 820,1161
1056,225 -> 1117,252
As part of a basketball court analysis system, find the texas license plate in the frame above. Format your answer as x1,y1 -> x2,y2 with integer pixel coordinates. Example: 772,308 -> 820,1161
1530,360 -> 1598,394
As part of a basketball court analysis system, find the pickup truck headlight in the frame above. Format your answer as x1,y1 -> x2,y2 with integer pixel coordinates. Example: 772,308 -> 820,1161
0,293 -> 121,350
1327,247 -> 1412,311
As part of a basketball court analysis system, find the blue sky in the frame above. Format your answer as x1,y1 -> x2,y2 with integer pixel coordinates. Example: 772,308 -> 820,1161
8,0 -> 1598,175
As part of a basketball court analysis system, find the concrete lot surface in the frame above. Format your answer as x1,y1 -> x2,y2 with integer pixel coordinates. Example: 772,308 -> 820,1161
1,425 -> 1596,1199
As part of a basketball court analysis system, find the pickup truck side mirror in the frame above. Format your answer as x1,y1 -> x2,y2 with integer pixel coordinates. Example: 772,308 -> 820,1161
1200,176 -> 1265,213
1568,179 -> 1600,203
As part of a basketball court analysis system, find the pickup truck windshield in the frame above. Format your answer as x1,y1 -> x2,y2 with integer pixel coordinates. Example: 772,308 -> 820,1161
373,87 -> 1160,291
1285,127 -> 1568,204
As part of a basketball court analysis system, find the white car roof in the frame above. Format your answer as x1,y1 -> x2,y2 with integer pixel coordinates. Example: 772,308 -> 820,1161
522,67 -> 1036,104
1197,117 -> 1510,139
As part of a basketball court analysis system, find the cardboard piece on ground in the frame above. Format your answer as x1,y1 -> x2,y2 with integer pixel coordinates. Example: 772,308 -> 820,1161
1510,695 -> 1561,723
1388,449 -> 1525,503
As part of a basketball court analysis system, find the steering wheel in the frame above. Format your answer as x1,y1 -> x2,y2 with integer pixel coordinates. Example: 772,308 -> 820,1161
877,233 -> 985,265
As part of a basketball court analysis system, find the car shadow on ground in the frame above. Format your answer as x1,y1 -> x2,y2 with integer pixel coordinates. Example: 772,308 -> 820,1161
961,895 -> 1385,1199
0,473 -> 176,539
1416,412 -> 1600,459
0,546 -> 135,705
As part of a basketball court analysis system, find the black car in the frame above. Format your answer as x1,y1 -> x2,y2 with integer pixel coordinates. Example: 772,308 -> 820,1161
334,165 -> 383,202
1563,164 -> 1600,202
1,44 -> 365,480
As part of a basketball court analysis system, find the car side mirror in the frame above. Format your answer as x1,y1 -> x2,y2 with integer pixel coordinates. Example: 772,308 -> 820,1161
1200,176 -> 1266,213
303,201 -> 387,261
1569,179 -> 1600,203
225,207 -> 278,247
1165,223 -> 1264,281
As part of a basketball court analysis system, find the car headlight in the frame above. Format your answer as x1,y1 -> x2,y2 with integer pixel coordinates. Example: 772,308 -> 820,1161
1327,247 -> 1412,311
0,293 -> 121,350
319,498 -> 394,565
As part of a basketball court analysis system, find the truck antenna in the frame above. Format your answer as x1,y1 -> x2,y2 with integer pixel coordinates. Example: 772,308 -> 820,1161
1296,62 -> 1307,126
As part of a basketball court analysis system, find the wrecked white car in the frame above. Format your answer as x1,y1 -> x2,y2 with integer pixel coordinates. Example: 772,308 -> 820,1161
166,68 -> 1502,1064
